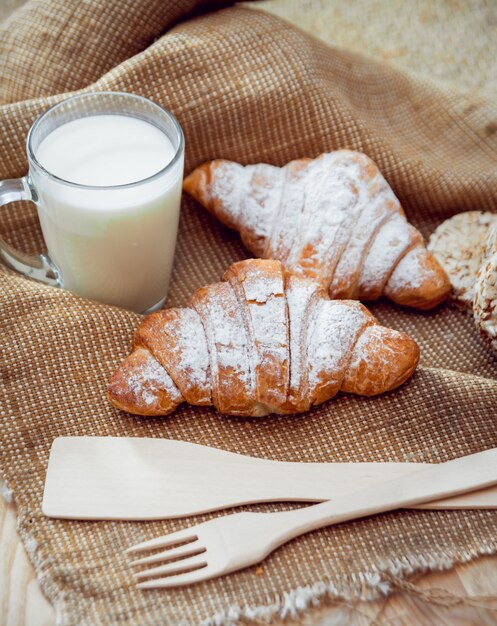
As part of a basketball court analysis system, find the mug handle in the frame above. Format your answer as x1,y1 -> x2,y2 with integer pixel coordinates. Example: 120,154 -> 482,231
0,177 -> 60,286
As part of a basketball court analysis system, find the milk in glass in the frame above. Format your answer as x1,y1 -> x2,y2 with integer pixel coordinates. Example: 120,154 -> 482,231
33,115 -> 183,312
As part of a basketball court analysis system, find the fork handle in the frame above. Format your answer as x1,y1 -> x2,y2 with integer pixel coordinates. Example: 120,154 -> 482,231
272,448 -> 497,544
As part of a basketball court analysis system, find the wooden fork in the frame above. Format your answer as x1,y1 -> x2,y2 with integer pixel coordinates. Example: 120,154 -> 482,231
128,448 -> 497,589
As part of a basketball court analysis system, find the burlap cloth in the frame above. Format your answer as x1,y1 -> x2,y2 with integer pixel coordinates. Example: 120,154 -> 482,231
1,1 -> 497,624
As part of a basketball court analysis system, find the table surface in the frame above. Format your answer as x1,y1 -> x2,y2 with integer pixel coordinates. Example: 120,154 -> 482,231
2,477 -> 497,626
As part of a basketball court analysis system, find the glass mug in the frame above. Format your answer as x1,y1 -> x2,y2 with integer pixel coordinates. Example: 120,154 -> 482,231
0,92 -> 185,313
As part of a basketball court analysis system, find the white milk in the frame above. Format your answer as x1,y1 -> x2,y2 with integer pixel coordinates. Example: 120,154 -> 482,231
33,115 -> 183,312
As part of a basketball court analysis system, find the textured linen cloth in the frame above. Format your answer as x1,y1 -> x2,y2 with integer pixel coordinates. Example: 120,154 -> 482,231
0,1 -> 497,625
261,0 -> 497,101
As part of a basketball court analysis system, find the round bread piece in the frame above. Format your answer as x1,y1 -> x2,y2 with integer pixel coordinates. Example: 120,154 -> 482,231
483,220 -> 497,259
428,211 -> 497,310
474,224 -> 497,356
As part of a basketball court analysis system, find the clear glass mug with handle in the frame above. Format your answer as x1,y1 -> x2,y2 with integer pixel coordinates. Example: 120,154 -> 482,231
0,92 -> 185,313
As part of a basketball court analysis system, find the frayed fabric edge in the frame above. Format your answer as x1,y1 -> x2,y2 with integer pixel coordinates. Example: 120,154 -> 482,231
200,541 -> 497,626
0,479 -> 14,504
13,510 -> 497,626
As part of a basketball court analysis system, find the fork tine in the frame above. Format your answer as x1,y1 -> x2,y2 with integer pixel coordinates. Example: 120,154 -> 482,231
137,565 -> 213,589
129,541 -> 204,566
125,528 -> 198,554
134,554 -> 208,580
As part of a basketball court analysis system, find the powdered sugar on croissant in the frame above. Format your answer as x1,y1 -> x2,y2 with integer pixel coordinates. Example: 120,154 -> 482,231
107,259 -> 420,417
183,151 -> 450,310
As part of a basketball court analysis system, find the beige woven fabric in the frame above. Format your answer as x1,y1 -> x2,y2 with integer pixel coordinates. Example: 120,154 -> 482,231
1,1 -> 497,625
260,0 -> 497,101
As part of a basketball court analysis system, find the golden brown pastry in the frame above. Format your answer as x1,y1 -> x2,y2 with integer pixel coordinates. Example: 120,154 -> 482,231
107,259 -> 420,417
183,150 -> 450,310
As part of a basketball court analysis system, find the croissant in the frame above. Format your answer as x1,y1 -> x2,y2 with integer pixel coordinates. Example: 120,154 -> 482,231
107,259 -> 420,417
183,150 -> 450,310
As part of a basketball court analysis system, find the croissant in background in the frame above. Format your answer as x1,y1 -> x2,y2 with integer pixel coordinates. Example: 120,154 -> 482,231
107,259 -> 420,417
183,150 -> 451,310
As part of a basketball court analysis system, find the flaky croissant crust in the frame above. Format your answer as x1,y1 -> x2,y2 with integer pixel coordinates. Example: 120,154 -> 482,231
107,259 -> 420,417
183,150 -> 451,310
